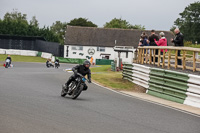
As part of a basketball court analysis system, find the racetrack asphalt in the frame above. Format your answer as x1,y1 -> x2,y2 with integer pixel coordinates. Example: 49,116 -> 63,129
0,62 -> 200,133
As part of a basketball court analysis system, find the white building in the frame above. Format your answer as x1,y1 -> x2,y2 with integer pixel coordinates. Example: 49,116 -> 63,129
64,26 -> 174,64
64,45 -> 115,60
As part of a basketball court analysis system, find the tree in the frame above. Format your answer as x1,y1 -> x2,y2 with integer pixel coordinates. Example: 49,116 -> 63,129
39,26 -> 59,43
129,24 -> 145,30
67,18 -> 97,27
170,26 -> 176,33
0,10 -> 60,43
104,18 -> 145,30
104,18 -> 130,29
3,9 -> 28,24
0,9 -> 29,35
50,21 -> 67,44
173,2 -> 200,43
30,16 -> 39,28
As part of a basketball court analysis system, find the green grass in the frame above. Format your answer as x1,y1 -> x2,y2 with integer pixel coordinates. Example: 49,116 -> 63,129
91,65 -> 141,91
0,54 -> 46,63
188,44 -> 200,48
168,44 -> 200,56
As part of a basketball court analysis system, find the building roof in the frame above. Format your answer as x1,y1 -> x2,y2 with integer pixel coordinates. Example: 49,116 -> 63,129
65,25 -> 174,47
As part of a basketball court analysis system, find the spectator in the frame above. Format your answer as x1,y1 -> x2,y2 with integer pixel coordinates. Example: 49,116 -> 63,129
138,35 -> 143,46
90,56 -> 94,65
138,33 -> 149,61
149,30 -> 159,62
149,30 -> 159,46
171,28 -> 184,65
154,32 -> 168,62
139,32 -> 149,46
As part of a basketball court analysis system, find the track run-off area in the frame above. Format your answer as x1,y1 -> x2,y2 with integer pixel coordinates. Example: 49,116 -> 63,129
0,62 -> 200,133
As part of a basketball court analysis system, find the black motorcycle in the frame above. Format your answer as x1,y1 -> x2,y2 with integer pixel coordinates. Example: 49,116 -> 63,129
55,61 -> 60,69
61,73 -> 89,99
5,59 -> 11,68
46,61 -> 54,68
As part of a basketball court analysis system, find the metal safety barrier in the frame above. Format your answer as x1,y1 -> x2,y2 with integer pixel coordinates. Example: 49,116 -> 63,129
0,48 -> 54,61
122,63 -> 200,108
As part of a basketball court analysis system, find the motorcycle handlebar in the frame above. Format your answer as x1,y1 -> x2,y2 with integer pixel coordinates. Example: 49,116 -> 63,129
76,73 -> 90,83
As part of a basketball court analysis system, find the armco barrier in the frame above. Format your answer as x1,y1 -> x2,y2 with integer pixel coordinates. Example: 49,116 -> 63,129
0,48 -> 87,63
0,48 -> 60,62
41,52 -> 52,59
123,63 -> 149,89
51,56 -> 55,62
6,49 -> 21,55
20,50 -> 38,56
0,49 -> 38,57
122,63 -> 200,108
0,49 -> 6,54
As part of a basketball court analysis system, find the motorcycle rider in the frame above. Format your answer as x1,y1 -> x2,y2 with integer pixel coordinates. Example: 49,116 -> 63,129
5,55 -> 12,68
46,59 -> 54,68
64,60 -> 92,93
55,59 -> 60,68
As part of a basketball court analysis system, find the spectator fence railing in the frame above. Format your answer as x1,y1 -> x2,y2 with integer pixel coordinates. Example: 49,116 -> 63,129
137,46 -> 200,72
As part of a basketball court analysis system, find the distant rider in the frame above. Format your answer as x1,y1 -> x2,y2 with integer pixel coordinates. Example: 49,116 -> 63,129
46,59 -> 54,68
5,55 -> 12,67
64,60 -> 92,92
55,59 -> 60,67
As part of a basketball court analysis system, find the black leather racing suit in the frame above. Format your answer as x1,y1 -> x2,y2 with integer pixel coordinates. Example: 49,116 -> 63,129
66,65 -> 91,90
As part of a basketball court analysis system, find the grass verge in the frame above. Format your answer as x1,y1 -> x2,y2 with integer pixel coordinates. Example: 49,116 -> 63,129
0,54 -> 46,63
90,65 -> 145,92
169,44 -> 200,55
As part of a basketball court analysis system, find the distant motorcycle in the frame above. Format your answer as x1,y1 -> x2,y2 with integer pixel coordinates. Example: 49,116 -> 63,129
55,60 -> 60,69
46,61 -> 54,68
5,59 -> 11,68
61,73 -> 89,99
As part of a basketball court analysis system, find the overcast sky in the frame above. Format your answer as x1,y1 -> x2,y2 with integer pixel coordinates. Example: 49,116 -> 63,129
0,0 -> 198,31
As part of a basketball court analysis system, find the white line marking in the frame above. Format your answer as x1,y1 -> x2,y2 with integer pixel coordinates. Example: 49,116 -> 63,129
92,82 -> 200,118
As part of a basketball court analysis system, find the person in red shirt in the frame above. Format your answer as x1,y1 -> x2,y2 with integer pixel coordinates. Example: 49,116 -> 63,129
154,32 -> 168,62
154,32 -> 167,53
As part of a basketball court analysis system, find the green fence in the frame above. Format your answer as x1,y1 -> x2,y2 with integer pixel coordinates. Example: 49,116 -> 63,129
96,59 -> 114,65
56,57 -> 86,64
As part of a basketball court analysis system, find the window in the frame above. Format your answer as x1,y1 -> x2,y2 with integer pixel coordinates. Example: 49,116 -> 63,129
72,46 -> 76,50
97,47 -> 105,52
77,46 -> 83,50
126,52 -> 128,58
71,46 -> 83,51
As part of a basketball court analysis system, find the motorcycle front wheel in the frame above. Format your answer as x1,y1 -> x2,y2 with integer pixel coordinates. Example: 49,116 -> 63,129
61,85 -> 67,97
71,83 -> 83,99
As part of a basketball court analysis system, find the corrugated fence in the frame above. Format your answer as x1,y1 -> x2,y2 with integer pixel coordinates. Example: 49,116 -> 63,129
122,63 -> 200,108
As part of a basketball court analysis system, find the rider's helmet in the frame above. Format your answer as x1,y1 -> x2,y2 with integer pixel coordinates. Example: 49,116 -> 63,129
83,60 -> 91,68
